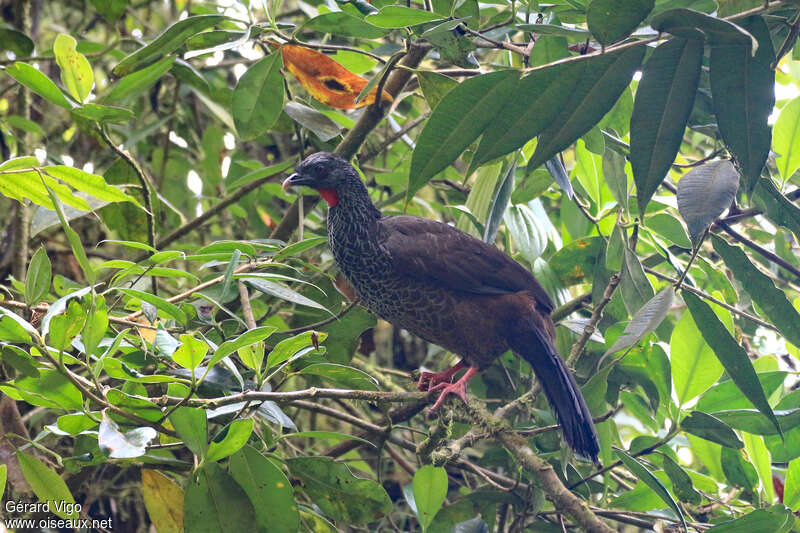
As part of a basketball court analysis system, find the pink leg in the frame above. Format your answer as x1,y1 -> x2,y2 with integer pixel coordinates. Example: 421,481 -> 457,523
417,361 -> 466,391
428,367 -> 479,412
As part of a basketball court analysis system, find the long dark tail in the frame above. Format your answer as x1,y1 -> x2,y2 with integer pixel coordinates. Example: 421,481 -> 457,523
510,322 -> 600,462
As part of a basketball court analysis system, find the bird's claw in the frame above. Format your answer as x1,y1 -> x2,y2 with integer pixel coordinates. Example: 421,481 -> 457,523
427,380 -> 470,412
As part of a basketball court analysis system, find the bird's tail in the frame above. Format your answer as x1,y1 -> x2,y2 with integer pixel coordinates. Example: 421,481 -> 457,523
509,323 -> 600,462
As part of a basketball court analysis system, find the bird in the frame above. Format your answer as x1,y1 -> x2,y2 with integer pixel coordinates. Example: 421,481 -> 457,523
282,151 -> 600,461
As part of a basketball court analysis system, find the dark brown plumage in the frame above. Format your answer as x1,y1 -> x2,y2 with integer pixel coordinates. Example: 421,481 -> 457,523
283,152 -> 599,461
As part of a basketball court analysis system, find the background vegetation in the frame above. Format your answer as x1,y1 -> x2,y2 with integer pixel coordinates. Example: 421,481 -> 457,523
1,0 -> 800,531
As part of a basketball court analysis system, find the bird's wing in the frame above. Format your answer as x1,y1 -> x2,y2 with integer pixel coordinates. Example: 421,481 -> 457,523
379,215 -> 554,312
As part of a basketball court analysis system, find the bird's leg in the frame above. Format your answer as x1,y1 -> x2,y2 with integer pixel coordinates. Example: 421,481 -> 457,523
417,360 -> 466,391
428,366 -> 479,412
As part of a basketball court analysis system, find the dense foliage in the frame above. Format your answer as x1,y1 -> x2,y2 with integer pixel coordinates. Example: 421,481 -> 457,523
1,0 -> 800,531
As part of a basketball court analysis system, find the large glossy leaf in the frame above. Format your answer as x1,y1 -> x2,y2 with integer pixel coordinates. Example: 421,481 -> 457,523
743,433 -> 775,501
605,288 -> 674,355
408,70 -> 520,199
661,453 -> 702,504
683,291 -> 781,436
183,463 -> 258,533
470,62 -> 583,172
713,408 -> 800,435
287,457 -> 392,524
47,165 -> 137,204
229,446 -> 300,533
117,288 -> 187,324
526,45 -> 645,172
631,37 -> 704,215
773,96 -> 800,182
98,415 -> 157,459
650,8 -> 757,46
25,246 -> 51,306
113,15 -> 226,76
16,452 -> 78,519
587,0 -> 655,45
620,244 -> 654,314
232,52 -> 284,140
713,235 -> 800,347
206,419 -> 253,462
169,407 -> 208,457
784,457 -> 800,511
697,371 -> 787,413
298,363 -> 378,390
709,16 -> 774,192
676,160 -> 739,243
503,203 -> 548,263
243,277 -> 327,311
681,411 -> 744,448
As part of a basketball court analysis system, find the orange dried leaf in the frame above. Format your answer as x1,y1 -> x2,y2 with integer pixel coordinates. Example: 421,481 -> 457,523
279,44 -> 392,110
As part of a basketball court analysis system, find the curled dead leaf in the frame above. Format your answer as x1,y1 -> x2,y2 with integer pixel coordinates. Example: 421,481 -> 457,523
279,44 -> 392,109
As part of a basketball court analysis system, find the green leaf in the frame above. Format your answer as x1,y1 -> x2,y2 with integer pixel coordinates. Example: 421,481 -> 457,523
713,408 -> 800,435
206,419 -> 253,462
91,0 -> 126,23
527,45 -> 645,173
705,506 -> 793,532
698,371 -> 787,413
773,96 -> 800,182
298,363 -> 378,390
661,453 -> 702,504
42,181 -> 95,283
0,316 -> 32,344
0,463 -> 6,501
71,103 -> 135,123
7,114 -> 46,137
183,463 -> 258,533
470,62 -> 583,173
5,62 -> 72,109
243,277 -> 327,311
53,34 -> 93,103
784,457 -> 800,511
229,446 -> 300,533
416,70 -> 458,110
113,15 -> 226,76
681,411 -> 744,448
15,370 -> 83,409
504,204 -> 548,263
650,8 -> 757,46
620,244 -> 655,315
267,330 -> 326,368
721,446 -> 758,490
366,6 -> 444,28
286,456 -> 392,524
219,249 -> 240,303
284,101 -> 343,142
0,27 -> 33,56
743,432 -> 775,501
683,291 -> 782,436
413,465 -> 448,532
117,288 -> 187,324
615,448 -> 686,530
605,288 -> 673,355
549,236 -> 605,286
631,37 -> 704,215
709,16 -> 774,192
280,431 -> 376,447
713,234 -> 800,348
25,246 -> 51,306
1,345 -> 38,378
676,160 -> 740,243
409,70 -> 519,200
646,213 -> 691,248
169,407 -> 208,457
587,0 -> 655,45
303,12 -> 387,38
752,178 -> 800,237
47,165 -> 137,204
173,334 -> 209,370
16,452 -> 78,519
232,52 -> 284,140
208,326 -> 278,368
105,55 -> 176,104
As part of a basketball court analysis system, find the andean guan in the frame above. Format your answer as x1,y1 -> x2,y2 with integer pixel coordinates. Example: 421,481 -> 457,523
283,152 -> 600,461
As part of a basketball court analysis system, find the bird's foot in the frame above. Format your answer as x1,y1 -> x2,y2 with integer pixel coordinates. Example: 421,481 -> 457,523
417,361 -> 466,391
428,367 -> 479,412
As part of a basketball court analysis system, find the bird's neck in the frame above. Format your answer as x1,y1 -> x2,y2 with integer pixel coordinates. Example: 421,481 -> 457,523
326,178 -> 382,225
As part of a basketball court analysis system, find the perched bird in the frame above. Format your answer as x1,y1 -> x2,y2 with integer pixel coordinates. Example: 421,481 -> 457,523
283,152 -> 599,461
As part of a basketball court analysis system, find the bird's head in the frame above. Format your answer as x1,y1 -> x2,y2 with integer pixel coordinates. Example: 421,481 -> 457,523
282,152 -> 356,206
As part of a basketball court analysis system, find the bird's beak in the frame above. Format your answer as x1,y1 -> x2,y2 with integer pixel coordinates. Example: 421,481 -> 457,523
282,173 -> 299,191
282,172 -> 315,191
